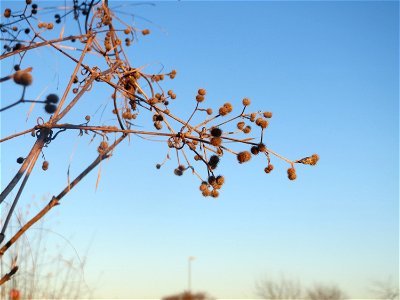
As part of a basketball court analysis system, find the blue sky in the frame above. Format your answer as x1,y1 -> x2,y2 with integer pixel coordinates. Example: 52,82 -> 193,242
0,1 -> 398,299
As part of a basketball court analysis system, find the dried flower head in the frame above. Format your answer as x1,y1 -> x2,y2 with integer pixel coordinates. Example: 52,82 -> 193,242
98,141 -> 109,154
4,8 -> 11,18
208,155 -> 220,169
216,175 -> 225,186
264,164 -> 274,173
251,146 -> 259,155
44,103 -> 57,114
219,106 -> 228,116
42,160 -> 49,171
194,155 -> 202,161
242,126 -> 252,134
237,151 -> 251,163
208,175 -> 216,185
169,69 -> 177,79
198,88 -> 206,96
263,111 -> 273,118
210,137 -> 222,147
13,70 -> 33,86
258,143 -> 267,152
211,189 -> 219,198
242,98 -> 251,106
199,182 -> 208,192
196,94 -> 205,102
287,167 -> 297,180
45,94 -> 59,104
206,108 -> 213,115
255,118 -> 268,129
202,189 -> 211,197
141,29 -> 150,35
210,127 -> 222,137
174,168 -> 183,176
237,121 -> 245,130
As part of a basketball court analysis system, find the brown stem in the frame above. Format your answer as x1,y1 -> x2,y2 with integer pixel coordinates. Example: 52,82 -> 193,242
0,134 -> 127,257
0,266 -> 18,286
0,35 -> 87,60
0,129 -> 49,204
51,35 -> 94,121
0,127 -> 35,143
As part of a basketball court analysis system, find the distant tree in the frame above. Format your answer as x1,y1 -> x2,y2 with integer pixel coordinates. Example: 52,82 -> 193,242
370,278 -> 399,300
0,0 -> 318,286
162,291 -> 214,300
306,284 -> 347,300
256,277 -> 348,300
255,277 -> 302,299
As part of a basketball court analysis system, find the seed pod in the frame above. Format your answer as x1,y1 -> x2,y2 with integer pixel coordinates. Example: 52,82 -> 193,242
199,182 -> 208,192
242,126 -> 252,134
44,103 -> 57,114
210,127 -> 222,137
211,189 -> 219,198
141,29 -> 150,35
263,111 -> 273,118
169,70 -> 177,79
198,88 -> 206,96
4,8 -> 11,18
258,143 -> 267,152
264,164 -> 274,173
13,70 -> 33,86
42,161 -> 49,171
196,95 -> 205,102
98,141 -> 108,154
174,168 -> 183,176
237,151 -> 251,163
85,115 -> 91,121
17,157 -> 24,164
216,175 -> 225,186
251,146 -> 259,155
46,94 -> 59,104
237,121 -> 245,130
242,98 -> 251,106
208,175 -> 216,185
287,167 -> 297,180
210,137 -> 222,147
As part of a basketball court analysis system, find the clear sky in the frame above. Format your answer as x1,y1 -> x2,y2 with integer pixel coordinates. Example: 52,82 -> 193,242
0,1 -> 398,299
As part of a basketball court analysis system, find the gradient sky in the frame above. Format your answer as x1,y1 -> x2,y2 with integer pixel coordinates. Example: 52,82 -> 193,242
0,1 -> 398,299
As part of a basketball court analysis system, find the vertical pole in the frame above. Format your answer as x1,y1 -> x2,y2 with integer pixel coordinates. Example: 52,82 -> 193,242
188,257 -> 191,292
188,256 -> 195,292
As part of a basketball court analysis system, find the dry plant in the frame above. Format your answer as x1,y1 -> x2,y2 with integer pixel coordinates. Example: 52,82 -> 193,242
0,200 -> 91,299
0,0 -> 319,286
256,277 -> 347,300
